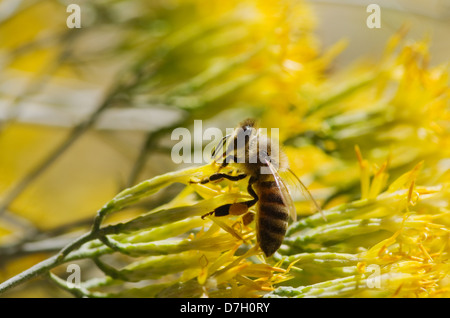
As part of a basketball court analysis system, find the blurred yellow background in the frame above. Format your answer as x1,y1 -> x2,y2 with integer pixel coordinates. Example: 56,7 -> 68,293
0,0 -> 448,297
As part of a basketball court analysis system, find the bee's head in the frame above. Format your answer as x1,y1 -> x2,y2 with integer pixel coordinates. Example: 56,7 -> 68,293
236,118 -> 257,148
211,118 -> 257,163
239,118 -> 256,129
236,118 -> 256,141
241,118 -> 256,126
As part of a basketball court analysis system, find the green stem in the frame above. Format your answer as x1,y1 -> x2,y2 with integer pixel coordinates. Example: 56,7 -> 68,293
0,230 -> 95,294
0,164 -> 217,294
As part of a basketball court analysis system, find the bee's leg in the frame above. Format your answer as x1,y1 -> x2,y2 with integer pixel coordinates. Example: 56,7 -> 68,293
201,176 -> 258,219
242,212 -> 255,226
220,155 -> 238,168
201,203 -> 233,219
244,176 -> 259,208
240,179 -> 258,239
239,175 -> 259,225
204,172 -> 247,183
190,172 -> 246,185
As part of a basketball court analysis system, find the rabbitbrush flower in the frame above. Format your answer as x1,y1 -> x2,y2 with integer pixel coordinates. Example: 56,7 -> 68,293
0,0 -> 448,298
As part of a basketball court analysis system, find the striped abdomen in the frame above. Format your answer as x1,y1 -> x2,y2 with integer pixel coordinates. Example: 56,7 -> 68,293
255,180 -> 289,257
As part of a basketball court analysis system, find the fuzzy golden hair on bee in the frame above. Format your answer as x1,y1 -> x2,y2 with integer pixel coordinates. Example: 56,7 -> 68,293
221,118 -> 288,174
239,118 -> 257,130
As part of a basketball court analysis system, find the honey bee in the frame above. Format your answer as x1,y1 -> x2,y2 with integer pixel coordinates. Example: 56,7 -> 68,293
198,118 -> 321,257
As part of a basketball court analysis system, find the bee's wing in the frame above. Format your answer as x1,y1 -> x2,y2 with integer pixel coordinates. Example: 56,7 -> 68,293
285,168 -> 324,220
263,158 -> 297,222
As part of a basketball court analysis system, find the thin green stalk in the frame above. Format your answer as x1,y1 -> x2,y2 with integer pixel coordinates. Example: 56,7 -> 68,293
284,218 -> 383,251
0,231 -> 95,294
47,272 -> 109,298
274,252 -> 361,267
0,163 -> 233,294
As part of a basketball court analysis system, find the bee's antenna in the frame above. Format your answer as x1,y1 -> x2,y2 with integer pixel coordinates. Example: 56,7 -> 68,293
288,168 -> 326,221
211,134 -> 231,159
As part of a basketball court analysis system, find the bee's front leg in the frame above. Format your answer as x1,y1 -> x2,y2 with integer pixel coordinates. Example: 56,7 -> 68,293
201,176 -> 258,219
190,172 -> 247,185
219,154 -> 239,168
201,202 -> 249,219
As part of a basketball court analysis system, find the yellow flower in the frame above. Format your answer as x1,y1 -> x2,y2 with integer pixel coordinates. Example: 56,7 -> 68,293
0,0 -> 448,299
